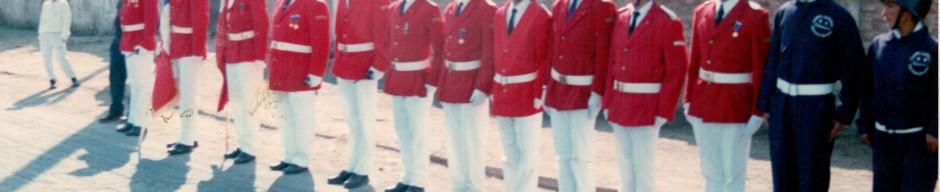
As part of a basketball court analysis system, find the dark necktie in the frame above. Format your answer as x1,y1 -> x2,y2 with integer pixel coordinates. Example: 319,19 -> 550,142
715,3 -> 724,25
629,11 -> 639,35
456,2 -> 464,16
400,0 -> 407,16
283,0 -> 292,11
163,0 -> 170,6
566,0 -> 578,20
508,8 -> 518,36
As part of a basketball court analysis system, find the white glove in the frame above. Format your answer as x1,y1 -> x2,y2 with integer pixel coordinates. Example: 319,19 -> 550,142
305,74 -> 320,87
368,67 -> 385,80
683,103 -> 691,114
535,86 -> 546,109
603,109 -> 609,119
469,89 -> 487,106
587,92 -> 602,118
741,115 -> 764,141
654,116 -> 667,128
424,84 -> 437,98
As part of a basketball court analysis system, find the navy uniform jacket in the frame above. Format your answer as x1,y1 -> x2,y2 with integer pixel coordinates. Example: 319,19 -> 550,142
856,27 -> 938,137
756,0 -> 865,124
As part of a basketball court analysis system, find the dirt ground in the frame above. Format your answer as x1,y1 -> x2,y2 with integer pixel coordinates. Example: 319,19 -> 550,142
0,26 -> 934,192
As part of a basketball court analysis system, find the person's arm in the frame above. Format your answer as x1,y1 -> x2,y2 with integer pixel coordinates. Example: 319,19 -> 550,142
143,0 -> 159,50
590,1 -> 616,97
657,18 -> 687,121
192,0 -> 210,58
756,12 -> 782,113
683,9 -> 702,107
748,10 -> 771,117
371,1 -> 393,72
426,7 -> 445,88
308,2 -> 331,81
473,7 -> 496,95
59,1 -> 73,40
832,14 -> 865,125
855,43 -> 876,137
250,0 -> 269,62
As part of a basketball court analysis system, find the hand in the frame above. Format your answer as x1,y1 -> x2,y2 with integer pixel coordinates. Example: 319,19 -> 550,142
741,115 -> 764,141
534,98 -> 543,109
367,67 -> 384,80
304,74 -> 319,87
653,116 -> 667,128
860,133 -> 871,146
469,89 -> 487,106
762,113 -> 770,127
587,92 -> 601,118
927,134 -> 938,153
830,120 -> 844,142
424,84 -> 437,98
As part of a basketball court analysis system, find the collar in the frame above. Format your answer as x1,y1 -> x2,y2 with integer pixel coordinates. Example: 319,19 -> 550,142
631,1 -> 653,24
510,0 -> 531,11
714,0 -> 738,14
891,22 -> 925,39
458,0 -> 469,5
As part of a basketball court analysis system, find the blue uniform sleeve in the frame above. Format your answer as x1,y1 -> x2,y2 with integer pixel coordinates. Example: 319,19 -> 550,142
928,50 -> 938,138
756,12 -> 782,113
855,42 -> 877,136
832,14 -> 865,125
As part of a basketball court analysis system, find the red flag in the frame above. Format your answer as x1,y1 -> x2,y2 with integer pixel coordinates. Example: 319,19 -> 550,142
152,50 -> 179,116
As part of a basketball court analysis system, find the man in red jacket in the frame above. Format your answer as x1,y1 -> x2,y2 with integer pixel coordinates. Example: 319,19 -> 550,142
490,0 -> 551,191
545,0 -> 615,190
266,0 -> 330,175
686,0 -> 770,191
158,0 -> 209,155
376,0 -> 444,191
326,0 -> 389,188
435,0 -> 496,190
603,0 -> 686,191
216,0 -> 269,165
119,0 -> 159,137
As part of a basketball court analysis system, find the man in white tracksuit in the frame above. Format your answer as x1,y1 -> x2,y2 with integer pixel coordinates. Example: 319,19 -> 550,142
38,0 -> 79,89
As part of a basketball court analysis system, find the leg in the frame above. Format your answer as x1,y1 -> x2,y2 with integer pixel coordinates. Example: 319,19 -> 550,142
900,133 -> 937,192
496,116 -> 520,192
53,35 -> 76,79
391,96 -> 414,184
871,131 -> 902,191
768,110 -> 799,192
107,38 -> 127,116
176,57 -> 202,145
464,102 -> 489,192
39,34 -> 57,80
690,115 -> 724,192
273,91 -> 296,164
338,79 -> 363,172
547,108 -> 575,192
514,113 -> 543,192
289,90 -> 318,167
611,123 -> 635,192
629,124 -> 660,192
443,103 -> 469,191
408,95 -> 432,187
126,49 -> 155,128
227,62 -> 261,155
794,117 -> 834,192
568,109 -> 596,192
725,123 -> 751,192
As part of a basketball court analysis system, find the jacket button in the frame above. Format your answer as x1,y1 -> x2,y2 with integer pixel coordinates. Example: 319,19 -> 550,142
709,40 -> 714,44
560,36 -> 565,40
395,58 -> 399,61
342,34 -> 347,38
623,48 -> 628,52
503,89 -> 507,93
344,18 -> 348,22
449,35 -> 453,39
706,60 -> 712,64
504,49 -> 508,53
501,69 -> 506,73
559,55 -> 564,60
621,66 -> 625,71
447,52 -> 451,56
393,42 -> 398,45
396,25 -> 400,29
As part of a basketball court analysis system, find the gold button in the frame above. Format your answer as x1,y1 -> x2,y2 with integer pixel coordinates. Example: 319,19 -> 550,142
449,35 -> 453,39
559,55 -> 564,60
709,40 -> 714,44
447,52 -> 451,56
396,25 -> 400,29
504,49 -> 508,53
503,89 -> 507,93
501,69 -> 506,73
393,42 -> 398,45
344,18 -> 348,22
623,48 -> 628,52
342,34 -> 347,38
561,36 -> 565,40
706,60 -> 712,64
621,66 -> 626,70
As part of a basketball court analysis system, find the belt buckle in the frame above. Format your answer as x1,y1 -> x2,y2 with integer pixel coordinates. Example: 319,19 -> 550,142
613,81 -> 621,91
559,75 -> 567,84
446,62 -> 455,71
339,45 -> 347,52
498,76 -> 508,84
241,33 -> 248,39
703,72 -> 714,84
788,85 -> 798,95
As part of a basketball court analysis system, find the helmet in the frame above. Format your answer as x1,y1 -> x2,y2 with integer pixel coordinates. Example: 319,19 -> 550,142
883,0 -> 933,21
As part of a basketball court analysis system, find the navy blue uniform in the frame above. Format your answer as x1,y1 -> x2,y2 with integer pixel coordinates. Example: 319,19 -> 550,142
857,25 -> 938,192
756,0 -> 865,191
108,0 -> 128,117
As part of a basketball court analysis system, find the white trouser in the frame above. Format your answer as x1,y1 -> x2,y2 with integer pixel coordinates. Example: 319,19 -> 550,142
274,90 -> 318,167
442,102 -> 489,192
391,95 -> 434,187
39,33 -> 76,80
124,48 -> 154,128
225,61 -> 263,155
173,56 -> 202,145
496,114 -> 543,192
610,122 -> 662,192
546,107 -> 597,192
337,78 -> 378,175
688,115 -> 750,192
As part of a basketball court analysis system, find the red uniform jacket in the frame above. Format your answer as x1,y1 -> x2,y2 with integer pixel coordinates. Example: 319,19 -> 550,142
435,0 -> 497,103
332,0 -> 390,80
215,0 -> 269,111
490,1 -> 552,117
684,1 -> 770,123
268,0 -> 331,92
219,0 -> 268,64
120,0 -> 158,52
603,3 -> 687,127
168,0 -> 209,59
378,0 -> 445,97
545,0 -> 616,110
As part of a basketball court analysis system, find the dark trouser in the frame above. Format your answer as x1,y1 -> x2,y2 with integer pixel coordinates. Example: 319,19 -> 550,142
768,98 -> 836,192
872,130 -> 938,192
108,37 -> 127,116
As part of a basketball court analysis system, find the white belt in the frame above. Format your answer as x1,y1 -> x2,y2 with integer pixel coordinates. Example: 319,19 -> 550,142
227,31 -> 255,41
444,60 -> 481,71
170,26 -> 193,34
699,68 -> 751,84
875,122 -> 924,134
271,41 -> 312,53
493,72 -> 537,85
392,59 -> 430,71
612,80 -> 661,94
122,24 -> 145,32
551,68 -> 593,86
776,78 -> 834,96
338,42 -> 375,53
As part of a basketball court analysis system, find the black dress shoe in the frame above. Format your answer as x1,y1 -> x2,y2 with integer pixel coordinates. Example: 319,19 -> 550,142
270,161 -> 290,171
168,141 -> 198,148
99,114 -> 122,124
224,149 -> 242,159
385,183 -> 410,192
405,186 -> 424,192
233,152 -> 255,164
327,170 -> 353,185
49,80 -> 57,90
344,174 -> 369,189
70,78 -> 80,88
116,123 -> 134,133
125,126 -> 141,136
167,143 -> 195,155
282,164 -> 309,175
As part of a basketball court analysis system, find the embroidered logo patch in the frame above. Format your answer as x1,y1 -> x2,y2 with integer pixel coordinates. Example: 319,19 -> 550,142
810,15 -> 833,38
908,51 -> 931,76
